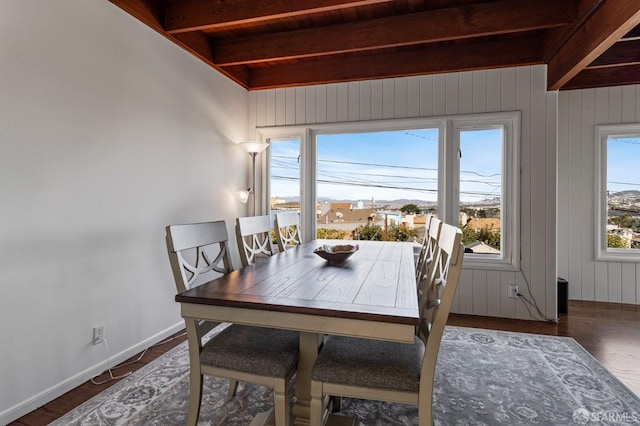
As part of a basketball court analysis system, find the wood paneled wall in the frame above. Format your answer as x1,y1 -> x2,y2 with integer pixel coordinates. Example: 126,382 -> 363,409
249,65 -> 558,320
558,85 -> 640,305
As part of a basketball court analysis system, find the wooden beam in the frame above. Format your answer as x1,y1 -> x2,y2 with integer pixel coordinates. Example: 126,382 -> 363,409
547,0 -> 640,90
246,37 -> 544,90
164,0 -> 393,34
588,40 -> 640,68
108,0 -> 164,31
561,64 -> 640,90
214,0 -> 573,66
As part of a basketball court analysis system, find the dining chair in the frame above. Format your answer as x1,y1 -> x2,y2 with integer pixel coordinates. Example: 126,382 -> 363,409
309,223 -> 464,426
235,215 -> 276,267
415,216 -> 442,285
166,221 -> 299,426
274,211 -> 301,252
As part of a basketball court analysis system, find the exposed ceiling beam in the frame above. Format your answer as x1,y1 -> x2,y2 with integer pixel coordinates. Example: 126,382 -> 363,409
246,37 -> 544,90
547,0 -> 640,90
164,0 -> 393,34
214,0 -> 572,66
562,64 -> 640,90
588,40 -> 640,68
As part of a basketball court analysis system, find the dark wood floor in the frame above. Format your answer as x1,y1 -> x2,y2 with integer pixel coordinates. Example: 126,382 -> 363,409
11,300 -> 640,425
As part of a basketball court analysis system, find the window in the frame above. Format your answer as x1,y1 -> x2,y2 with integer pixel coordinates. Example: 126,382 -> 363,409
451,114 -> 519,269
596,124 -> 640,261
259,112 -> 520,270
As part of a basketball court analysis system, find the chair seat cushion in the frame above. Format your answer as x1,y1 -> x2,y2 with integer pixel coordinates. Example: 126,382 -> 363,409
311,335 -> 424,393
201,325 -> 298,378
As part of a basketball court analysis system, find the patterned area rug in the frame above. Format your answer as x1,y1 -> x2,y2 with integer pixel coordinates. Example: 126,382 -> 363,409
50,326 -> 640,425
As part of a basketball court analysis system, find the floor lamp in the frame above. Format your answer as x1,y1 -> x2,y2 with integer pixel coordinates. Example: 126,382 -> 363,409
238,141 -> 269,215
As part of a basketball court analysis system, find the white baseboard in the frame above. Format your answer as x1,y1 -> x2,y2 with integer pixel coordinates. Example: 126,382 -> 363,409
0,321 -> 185,425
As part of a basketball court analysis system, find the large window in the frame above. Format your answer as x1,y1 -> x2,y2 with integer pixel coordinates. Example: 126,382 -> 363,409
596,124 -> 640,260
259,112 -> 519,270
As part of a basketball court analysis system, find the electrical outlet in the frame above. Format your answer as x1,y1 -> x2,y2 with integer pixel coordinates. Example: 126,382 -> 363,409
508,284 -> 519,299
93,325 -> 105,345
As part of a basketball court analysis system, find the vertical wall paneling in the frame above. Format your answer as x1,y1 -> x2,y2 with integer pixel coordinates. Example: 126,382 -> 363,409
530,67 -> 549,317
315,85 -> 327,124
382,79 -> 395,119
558,84 -> 640,306
580,90 -> 596,300
622,262 -> 636,303
501,68 -> 517,111
515,66 -> 532,320
621,85 -> 636,122
636,264 -> 640,304
407,77 -> 420,117
432,74 -> 446,116
545,92 -> 559,318
486,69 -> 502,112
557,92 -> 570,280
305,87 -> 316,124
567,90 -> 583,299
419,75 -> 433,117
371,80 -> 383,120
486,270 -> 502,317
472,70 -> 487,113
394,77 -> 408,119
359,81 -> 372,121
251,65 -> 561,319
459,71 -> 473,115
348,82 -> 360,122
336,83 -> 349,122
265,89 -> 276,126
472,270 -> 488,316
445,73 -> 459,115
294,87 -> 305,125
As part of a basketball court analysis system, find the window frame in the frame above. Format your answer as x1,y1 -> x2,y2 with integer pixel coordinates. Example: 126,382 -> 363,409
450,113 -> 520,270
258,111 -> 520,271
595,123 -> 640,262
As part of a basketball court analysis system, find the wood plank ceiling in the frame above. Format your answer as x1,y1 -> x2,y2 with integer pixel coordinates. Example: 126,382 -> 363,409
109,0 -> 640,91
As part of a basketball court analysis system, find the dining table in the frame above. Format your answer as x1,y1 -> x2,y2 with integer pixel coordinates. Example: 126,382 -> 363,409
175,239 -> 419,426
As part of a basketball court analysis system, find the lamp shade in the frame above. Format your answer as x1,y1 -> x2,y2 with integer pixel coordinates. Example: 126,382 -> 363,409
239,141 -> 269,154
237,189 -> 250,203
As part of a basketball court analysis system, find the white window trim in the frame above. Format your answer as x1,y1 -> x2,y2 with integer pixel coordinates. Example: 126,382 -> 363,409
450,112 -> 520,270
595,123 -> 640,262
258,112 -> 520,271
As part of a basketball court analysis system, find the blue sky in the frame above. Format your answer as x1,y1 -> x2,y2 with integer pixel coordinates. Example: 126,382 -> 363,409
270,128 -> 502,202
608,137 -> 640,194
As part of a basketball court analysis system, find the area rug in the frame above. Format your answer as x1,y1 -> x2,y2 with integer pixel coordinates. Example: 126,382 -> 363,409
50,326 -> 640,425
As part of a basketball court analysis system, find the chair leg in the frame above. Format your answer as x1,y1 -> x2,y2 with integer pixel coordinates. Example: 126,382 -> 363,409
418,383 -> 433,426
227,379 -> 239,398
187,370 -> 203,426
310,381 -> 324,426
273,378 -> 290,426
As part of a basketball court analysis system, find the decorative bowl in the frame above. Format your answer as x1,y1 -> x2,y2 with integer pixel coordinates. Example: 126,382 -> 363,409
314,244 -> 359,262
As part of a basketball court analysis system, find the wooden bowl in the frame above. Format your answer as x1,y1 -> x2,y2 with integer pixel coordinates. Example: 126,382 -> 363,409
314,244 -> 359,262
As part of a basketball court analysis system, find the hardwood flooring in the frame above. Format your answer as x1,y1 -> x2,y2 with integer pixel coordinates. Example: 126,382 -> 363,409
11,300 -> 640,425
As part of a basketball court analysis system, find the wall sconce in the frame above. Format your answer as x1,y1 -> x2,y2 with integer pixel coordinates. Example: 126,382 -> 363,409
238,141 -> 269,214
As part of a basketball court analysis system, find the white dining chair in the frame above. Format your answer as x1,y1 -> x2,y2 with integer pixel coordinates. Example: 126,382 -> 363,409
236,215 -> 276,267
274,211 -> 301,252
166,220 -> 298,426
309,223 -> 464,426
416,216 -> 442,285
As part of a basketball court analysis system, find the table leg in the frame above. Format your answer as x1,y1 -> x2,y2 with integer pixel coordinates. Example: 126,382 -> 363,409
293,332 -> 323,425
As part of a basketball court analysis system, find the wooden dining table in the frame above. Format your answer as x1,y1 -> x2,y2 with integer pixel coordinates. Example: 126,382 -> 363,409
175,239 -> 419,425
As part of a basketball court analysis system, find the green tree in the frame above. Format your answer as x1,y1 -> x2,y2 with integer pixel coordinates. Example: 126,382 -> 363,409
388,223 -> 418,242
400,203 -> 421,215
317,228 -> 349,240
353,223 -> 383,241
607,233 -> 629,248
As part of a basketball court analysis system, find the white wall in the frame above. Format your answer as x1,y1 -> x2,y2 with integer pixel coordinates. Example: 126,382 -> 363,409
558,86 -> 640,304
0,1 -> 249,422
249,65 -> 558,321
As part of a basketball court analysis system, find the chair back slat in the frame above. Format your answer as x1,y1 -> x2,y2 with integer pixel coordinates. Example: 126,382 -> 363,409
166,221 -> 233,294
416,217 -> 442,284
274,212 -> 301,251
236,215 -> 275,267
